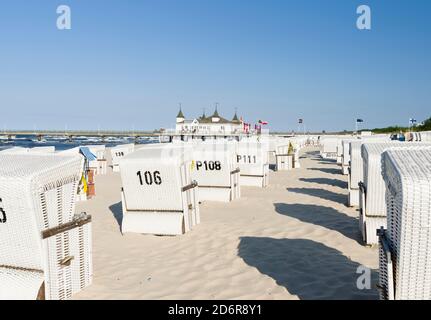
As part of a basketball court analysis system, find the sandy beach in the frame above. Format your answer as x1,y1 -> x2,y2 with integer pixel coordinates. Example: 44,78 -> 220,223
73,146 -> 379,300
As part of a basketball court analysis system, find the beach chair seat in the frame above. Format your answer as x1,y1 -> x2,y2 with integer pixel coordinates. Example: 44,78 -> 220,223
119,146 -> 200,235
0,268 -> 44,300
236,141 -> 269,187
378,147 -> 431,299
111,143 -> 135,172
191,142 -> 240,202
0,154 -> 92,300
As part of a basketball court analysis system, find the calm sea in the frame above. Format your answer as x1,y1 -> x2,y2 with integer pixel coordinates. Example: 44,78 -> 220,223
0,134 -> 159,151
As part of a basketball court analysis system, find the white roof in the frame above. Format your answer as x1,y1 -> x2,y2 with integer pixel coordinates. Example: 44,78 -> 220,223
383,147 -> 431,184
0,154 -> 82,179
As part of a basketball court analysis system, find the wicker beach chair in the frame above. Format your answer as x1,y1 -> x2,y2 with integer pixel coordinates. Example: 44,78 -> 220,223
378,147 -> 431,299
111,143 -> 135,172
84,145 -> 107,175
359,142 -> 401,244
341,139 -> 356,175
275,144 -> 293,171
348,141 -> 363,207
421,131 -> 431,142
320,137 -> 339,159
336,138 -> 345,164
236,141 -> 269,187
119,146 -> 200,235
360,142 -> 431,245
0,154 -> 92,300
347,135 -> 392,207
191,142 -> 240,202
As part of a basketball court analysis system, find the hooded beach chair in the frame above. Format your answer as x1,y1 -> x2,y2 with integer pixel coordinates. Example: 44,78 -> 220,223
190,142 -> 240,202
320,136 -> 339,159
275,144 -> 293,171
348,141 -> 363,207
0,154 -> 92,300
341,139 -> 357,175
378,147 -> 431,299
360,142 -> 431,245
236,141 -> 269,187
119,146 -> 199,235
348,135 -> 391,207
84,145 -> 107,175
111,143 -> 135,172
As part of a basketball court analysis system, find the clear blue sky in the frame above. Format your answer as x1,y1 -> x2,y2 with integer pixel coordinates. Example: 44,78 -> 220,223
0,0 -> 430,132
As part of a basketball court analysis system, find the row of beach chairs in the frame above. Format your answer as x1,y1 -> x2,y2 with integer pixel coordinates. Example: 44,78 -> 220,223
118,140 -> 274,235
328,134 -> 431,299
0,136 -> 305,299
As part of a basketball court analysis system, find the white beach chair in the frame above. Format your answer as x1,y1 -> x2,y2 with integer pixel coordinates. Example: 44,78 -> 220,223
84,145 -> 107,175
378,147 -> 431,299
191,142 -> 240,202
236,141 -> 269,187
0,154 -> 92,300
111,143 -> 135,172
320,136 -> 339,159
359,142 -> 401,244
420,131 -> 431,142
119,146 -> 200,235
347,135 -> 392,206
341,139 -> 352,175
275,144 -> 293,171
360,142 -> 431,245
336,138 -> 345,164
348,141 -> 362,207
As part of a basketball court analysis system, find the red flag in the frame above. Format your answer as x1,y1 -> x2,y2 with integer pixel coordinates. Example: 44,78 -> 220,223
258,120 -> 268,125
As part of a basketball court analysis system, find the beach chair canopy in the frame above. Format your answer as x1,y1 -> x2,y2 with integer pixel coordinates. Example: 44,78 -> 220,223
79,147 -> 97,161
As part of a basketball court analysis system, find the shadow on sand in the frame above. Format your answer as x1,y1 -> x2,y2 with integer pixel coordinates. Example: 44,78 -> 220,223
109,201 -> 123,232
299,177 -> 348,189
287,187 -> 346,205
238,236 -> 378,299
304,151 -> 320,156
308,167 -> 341,175
317,158 -> 337,164
274,203 -> 360,243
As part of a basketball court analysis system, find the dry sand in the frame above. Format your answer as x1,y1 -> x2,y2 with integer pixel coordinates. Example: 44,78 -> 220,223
73,146 -> 379,300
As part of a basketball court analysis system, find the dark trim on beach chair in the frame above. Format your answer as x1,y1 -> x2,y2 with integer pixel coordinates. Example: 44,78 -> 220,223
42,213 -> 92,240
240,174 -> 265,178
182,181 -> 198,192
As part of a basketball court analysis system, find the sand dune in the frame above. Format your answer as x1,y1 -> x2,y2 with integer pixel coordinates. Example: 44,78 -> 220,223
73,147 -> 379,300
